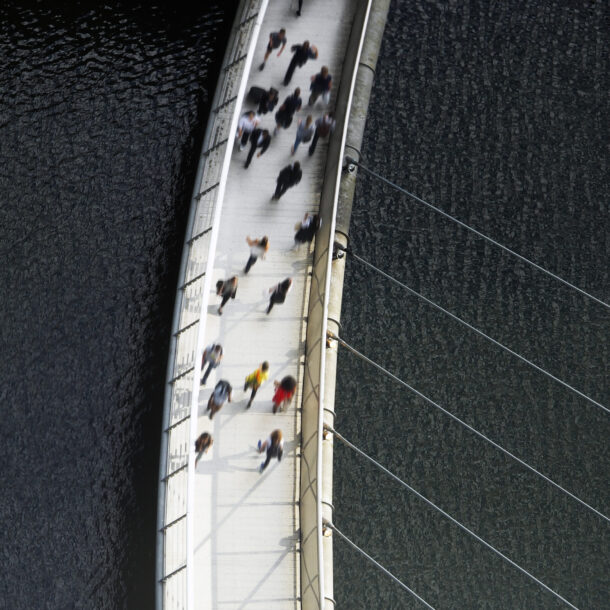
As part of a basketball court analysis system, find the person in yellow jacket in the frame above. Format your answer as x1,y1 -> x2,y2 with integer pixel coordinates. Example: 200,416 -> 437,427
243,361 -> 269,409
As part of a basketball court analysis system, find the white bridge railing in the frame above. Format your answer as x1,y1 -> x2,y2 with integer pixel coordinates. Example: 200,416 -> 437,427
155,2 -> 267,608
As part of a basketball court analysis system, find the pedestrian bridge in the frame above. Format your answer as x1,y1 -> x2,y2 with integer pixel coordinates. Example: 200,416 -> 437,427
155,0 -> 382,608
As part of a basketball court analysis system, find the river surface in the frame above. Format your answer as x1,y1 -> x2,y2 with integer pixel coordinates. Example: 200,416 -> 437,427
333,1 -> 608,609
1,1 -> 607,609
0,1 -> 237,607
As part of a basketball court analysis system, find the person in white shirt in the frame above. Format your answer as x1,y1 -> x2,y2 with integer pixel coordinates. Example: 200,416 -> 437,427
244,235 -> 269,274
236,110 -> 259,150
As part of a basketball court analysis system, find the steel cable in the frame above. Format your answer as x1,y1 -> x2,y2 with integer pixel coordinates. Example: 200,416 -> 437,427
345,157 -> 609,311
345,248 -> 608,415
329,426 -> 581,610
327,522 -> 436,609
328,332 -> 609,523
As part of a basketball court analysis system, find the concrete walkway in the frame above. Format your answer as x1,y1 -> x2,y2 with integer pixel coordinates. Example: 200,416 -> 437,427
193,2 -> 357,607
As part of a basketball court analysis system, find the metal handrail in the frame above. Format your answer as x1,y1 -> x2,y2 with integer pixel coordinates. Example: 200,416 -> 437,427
301,1 -> 374,607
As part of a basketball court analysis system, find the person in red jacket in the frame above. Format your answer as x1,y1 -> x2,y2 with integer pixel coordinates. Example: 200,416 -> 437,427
272,375 -> 296,413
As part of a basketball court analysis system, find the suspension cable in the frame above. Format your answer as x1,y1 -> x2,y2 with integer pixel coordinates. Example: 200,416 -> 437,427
328,332 -> 609,524
345,248 -> 608,415
345,157 -> 609,311
328,426 -> 580,610
326,521 -> 436,609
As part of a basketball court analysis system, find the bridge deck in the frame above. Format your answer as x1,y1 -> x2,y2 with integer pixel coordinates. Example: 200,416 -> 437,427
193,1 -> 356,608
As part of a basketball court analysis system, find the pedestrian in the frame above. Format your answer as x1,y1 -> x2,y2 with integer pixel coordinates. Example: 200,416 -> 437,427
216,276 -> 237,316
293,212 -> 321,249
259,29 -> 287,70
201,343 -> 223,385
244,235 -> 269,273
243,361 -> 270,408
244,128 -> 271,169
194,432 -> 213,466
272,375 -> 297,413
274,88 -> 301,135
283,40 -> 317,86
272,162 -> 302,201
235,110 -> 259,151
257,429 -> 284,473
207,379 -> 232,420
308,112 -> 336,156
291,115 -> 314,154
246,86 -> 279,115
296,0 -> 304,17
266,277 -> 292,314
308,66 -> 332,106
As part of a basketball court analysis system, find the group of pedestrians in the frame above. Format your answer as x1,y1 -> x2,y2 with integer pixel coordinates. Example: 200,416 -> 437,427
195,21 -> 334,475
237,30 -> 336,175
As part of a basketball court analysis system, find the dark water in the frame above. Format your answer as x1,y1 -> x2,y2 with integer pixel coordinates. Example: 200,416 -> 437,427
1,0 -> 607,609
334,1 -> 608,609
0,2 -> 236,607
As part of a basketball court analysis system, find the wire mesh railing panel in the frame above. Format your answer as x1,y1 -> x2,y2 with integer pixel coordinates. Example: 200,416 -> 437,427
167,420 -> 190,473
157,1 -> 266,606
165,467 -> 188,524
163,569 -> 187,610
168,377 -> 192,428
164,517 -> 187,575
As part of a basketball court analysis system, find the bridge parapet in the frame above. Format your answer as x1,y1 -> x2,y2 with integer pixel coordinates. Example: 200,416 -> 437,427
156,2 -> 268,608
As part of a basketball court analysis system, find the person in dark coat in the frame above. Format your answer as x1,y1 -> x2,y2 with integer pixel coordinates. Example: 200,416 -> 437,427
216,276 -> 237,315
245,128 -> 271,169
257,87 -> 278,114
257,429 -> 284,473
272,162 -> 302,200
266,277 -> 292,314
247,86 -> 279,115
293,212 -> 321,249
194,432 -> 213,466
308,66 -> 332,106
283,40 -> 317,86
274,88 -> 301,134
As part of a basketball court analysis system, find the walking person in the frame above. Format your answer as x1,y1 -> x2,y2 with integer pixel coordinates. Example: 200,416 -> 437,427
272,376 -> 297,413
272,162 -> 302,201
309,112 -> 336,156
244,235 -> 269,274
308,66 -> 332,106
243,361 -> 269,408
201,343 -> 223,385
207,379 -> 232,420
244,128 -> 271,169
266,277 -> 292,314
291,115 -> 314,154
293,212 -> 321,250
257,429 -> 284,473
283,40 -> 317,86
194,432 -> 213,466
259,29 -> 287,70
274,88 -> 302,135
216,276 -> 237,316
246,86 -> 279,115
235,110 -> 259,151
